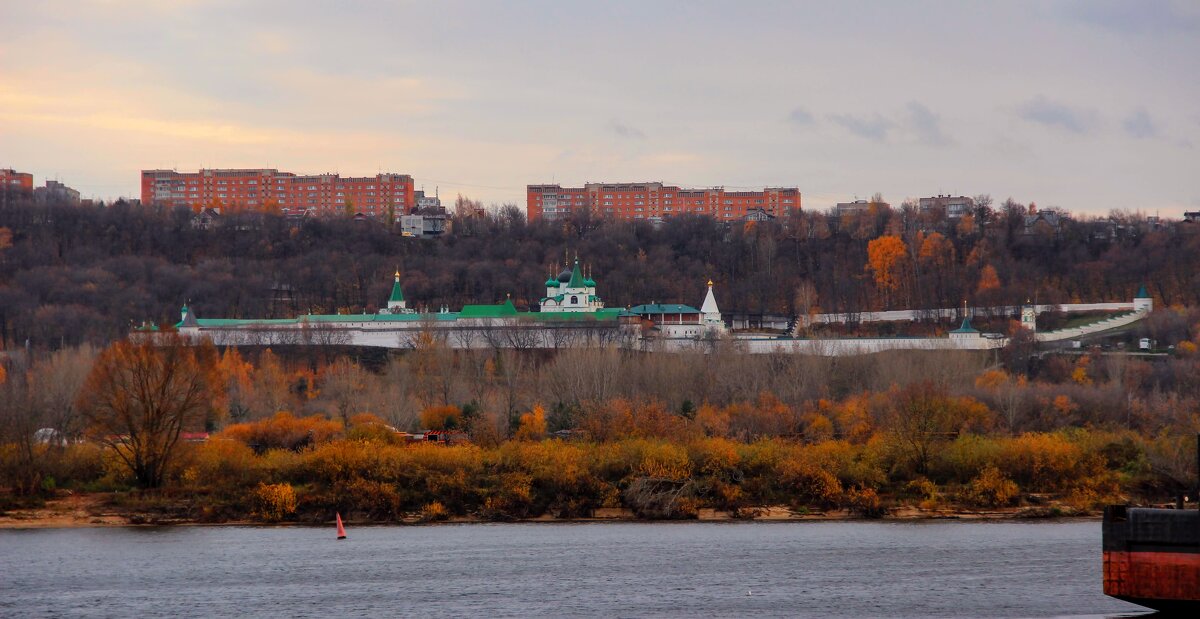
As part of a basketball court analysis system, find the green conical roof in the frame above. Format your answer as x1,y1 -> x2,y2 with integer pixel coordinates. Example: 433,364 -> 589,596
389,272 -> 404,303
1135,284 -> 1149,299
950,316 -> 979,333
568,260 -> 586,288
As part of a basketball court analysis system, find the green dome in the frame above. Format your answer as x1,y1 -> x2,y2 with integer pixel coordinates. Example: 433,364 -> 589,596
584,277 -> 596,287
545,277 -> 558,287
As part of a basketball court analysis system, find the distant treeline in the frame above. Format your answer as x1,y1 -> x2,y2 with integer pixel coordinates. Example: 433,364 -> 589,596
0,196 -> 1197,349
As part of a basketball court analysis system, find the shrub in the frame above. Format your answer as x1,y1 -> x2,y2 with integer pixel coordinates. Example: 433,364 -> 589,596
47,443 -> 106,489
421,501 -> 449,522
994,432 -> 1083,492
962,466 -> 1019,507
254,482 -> 298,522
420,405 -> 462,431
777,457 -> 842,508
219,412 -> 342,452
186,440 -> 263,491
904,477 -> 942,509
844,486 -> 885,517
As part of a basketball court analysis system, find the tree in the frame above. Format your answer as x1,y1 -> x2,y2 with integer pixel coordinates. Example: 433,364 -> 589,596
29,345 -> 96,442
977,264 -> 1001,294
78,336 -> 212,488
321,358 -> 371,427
0,355 -> 47,494
866,235 -> 909,308
882,381 -> 991,476
514,404 -> 547,441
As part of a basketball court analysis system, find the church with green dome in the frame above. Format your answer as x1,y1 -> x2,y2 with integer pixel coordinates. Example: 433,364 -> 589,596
540,258 -> 605,313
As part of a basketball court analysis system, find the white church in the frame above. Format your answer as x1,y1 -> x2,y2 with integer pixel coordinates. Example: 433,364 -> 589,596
540,258 -> 605,312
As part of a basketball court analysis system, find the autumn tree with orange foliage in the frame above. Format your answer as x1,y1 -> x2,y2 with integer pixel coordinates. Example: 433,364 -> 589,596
976,264 -> 1001,295
420,405 -> 463,430
514,405 -> 548,441
866,235 -> 909,309
918,232 -> 956,307
77,336 -> 213,488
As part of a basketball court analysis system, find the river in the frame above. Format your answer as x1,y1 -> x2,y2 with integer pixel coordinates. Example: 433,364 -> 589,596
0,520 -> 1154,618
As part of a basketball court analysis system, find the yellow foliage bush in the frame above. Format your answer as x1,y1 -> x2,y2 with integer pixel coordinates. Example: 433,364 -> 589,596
687,438 -> 740,478
974,369 -> 1010,390
186,440 -> 263,490
421,501 -> 449,522
218,412 -> 342,451
253,482 -> 297,521
994,432 -> 1085,492
962,466 -> 1019,507
420,405 -> 462,431
803,414 -> 835,442
777,456 -> 843,507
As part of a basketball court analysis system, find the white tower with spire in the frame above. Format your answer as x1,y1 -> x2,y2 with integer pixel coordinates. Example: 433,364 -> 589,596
700,280 -> 725,332
384,270 -> 414,314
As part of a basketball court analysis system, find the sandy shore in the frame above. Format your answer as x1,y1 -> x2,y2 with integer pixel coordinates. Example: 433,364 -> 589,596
0,494 -> 130,529
0,493 -> 1098,529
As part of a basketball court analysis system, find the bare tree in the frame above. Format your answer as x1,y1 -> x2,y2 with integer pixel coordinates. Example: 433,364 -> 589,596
77,336 -> 212,488
29,344 -> 96,442
0,354 -> 47,494
320,357 -> 371,427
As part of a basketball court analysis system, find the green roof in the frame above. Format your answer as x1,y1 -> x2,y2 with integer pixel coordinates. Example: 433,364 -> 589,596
389,279 -> 404,303
459,299 -> 519,318
568,260 -> 586,288
950,317 -> 979,333
1135,284 -> 1149,299
529,308 -> 622,322
545,277 -> 558,287
584,277 -> 596,287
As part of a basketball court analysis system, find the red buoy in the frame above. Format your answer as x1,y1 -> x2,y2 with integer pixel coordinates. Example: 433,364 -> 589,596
336,512 -> 347,540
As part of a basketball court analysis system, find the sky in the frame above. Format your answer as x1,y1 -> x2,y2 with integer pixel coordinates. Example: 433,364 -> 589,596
1,0 -> 1198,215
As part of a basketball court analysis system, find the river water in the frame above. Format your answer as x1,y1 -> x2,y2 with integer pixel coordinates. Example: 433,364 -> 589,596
0,520 -> 1154,618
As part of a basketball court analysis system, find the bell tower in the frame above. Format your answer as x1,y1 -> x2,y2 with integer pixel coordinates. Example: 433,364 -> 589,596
1020,301 -> 1036,332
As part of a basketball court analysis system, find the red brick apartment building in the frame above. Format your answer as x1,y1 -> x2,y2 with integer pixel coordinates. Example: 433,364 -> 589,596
526,182 -> 800,221
1,168 -> 35,205
141,169 -> 415,217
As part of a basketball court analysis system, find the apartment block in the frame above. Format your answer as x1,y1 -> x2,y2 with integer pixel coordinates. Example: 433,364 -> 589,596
1,168 -> 34,203
835,199 -> 890,216
141,168 -> 415,217
35,180 -> 81,205
918,195 -> 975,219
527,182 -> 800,222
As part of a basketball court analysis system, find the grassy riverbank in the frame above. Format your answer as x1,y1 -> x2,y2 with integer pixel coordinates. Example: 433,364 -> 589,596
1,419 -> 1172,529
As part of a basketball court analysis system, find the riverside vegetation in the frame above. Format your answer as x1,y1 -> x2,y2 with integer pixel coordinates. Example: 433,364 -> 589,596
2,326 -> 1199,524
1,195 -> 1199,523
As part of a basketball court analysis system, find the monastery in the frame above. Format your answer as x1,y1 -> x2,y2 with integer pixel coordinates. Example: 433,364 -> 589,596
156,261 -> 1152,355
169,258 -> 726,349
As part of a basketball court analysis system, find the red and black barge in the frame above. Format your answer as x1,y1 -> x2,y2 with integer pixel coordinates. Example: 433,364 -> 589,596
1103,435 -> 1200,611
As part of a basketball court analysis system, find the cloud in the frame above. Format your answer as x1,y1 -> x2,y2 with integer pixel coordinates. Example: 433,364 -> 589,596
828,113 -> 892,142
608,120 -> 646,139
903,101 -> 952,146
1122,108 -> 1157,139
1062,0 -> 1200,34
1015,96 -> 1096,134
788,107 -> 814,126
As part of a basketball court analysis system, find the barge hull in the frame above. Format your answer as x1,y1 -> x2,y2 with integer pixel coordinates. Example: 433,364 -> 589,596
1103,505 -> 1200,611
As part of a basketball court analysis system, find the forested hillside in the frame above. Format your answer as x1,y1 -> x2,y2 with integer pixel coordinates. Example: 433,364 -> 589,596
1,197 -> 1197,348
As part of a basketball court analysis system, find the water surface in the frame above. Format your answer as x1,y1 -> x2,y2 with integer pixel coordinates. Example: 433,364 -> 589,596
0,520 -> 1154,618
